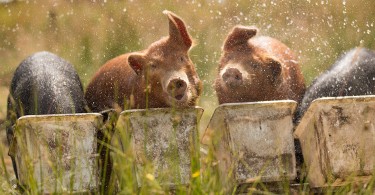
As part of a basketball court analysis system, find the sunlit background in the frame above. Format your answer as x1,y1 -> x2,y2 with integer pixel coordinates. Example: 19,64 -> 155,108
0,0 -> 374,176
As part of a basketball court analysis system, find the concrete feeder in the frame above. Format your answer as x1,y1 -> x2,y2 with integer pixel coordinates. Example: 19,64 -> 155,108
295,95 -> 375,188
201,100 -> 297,187
113,107 -> 203,188
9,113 -> 103,193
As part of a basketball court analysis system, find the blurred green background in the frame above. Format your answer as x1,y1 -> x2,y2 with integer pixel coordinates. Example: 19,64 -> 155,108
0,0 -> 374,145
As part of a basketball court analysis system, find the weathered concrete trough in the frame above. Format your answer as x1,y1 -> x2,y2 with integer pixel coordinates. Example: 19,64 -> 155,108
113,107 -> 203,188
201,100 -> 297,187
9,113 -> 103,193
295,95 -> 375,188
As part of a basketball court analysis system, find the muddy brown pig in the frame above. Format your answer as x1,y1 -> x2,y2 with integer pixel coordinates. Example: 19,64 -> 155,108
85,11 -> 202,112
84,10 -> 202,192
215,26 -> 306,180
215,25 -> 305,104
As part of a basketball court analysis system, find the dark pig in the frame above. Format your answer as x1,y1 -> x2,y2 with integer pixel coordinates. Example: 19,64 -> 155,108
215,25 -> 305,104
6,51 -> 87,178
294,48 -> 375,180
85,10 -> 202,112
296,47 -> 375,122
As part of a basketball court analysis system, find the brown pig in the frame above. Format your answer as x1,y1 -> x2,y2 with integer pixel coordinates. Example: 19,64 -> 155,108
85,11 -> 202,112
85,11 -> 202,191
215,25 -> 305,104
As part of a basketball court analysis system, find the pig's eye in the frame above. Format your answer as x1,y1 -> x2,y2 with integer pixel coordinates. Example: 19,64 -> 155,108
180,56 -> 185,62
150,63 -> 157,69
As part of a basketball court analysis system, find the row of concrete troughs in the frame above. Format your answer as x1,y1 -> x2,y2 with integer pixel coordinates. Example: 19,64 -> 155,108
8,95 -> 375,193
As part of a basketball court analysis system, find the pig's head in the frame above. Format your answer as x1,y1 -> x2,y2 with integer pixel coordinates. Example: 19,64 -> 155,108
127,11 -> 202,108
215,25 -> 283,103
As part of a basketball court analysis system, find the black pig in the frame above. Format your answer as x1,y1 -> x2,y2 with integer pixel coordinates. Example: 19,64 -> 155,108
6,51 -> 87,178
294,48 -> 375,180
296,47 -> 375,122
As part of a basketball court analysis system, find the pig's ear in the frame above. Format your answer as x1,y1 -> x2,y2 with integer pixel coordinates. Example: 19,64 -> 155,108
128,54 -> 146,75
164,10 -> 192,50
223,25 -> 258,51
267,57 -> 283,84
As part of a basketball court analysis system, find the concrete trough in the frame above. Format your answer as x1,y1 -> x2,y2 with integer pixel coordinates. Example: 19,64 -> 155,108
201,100 -> 297,187
9,113 -> 103,193
113,107 -> 203,188
295,95 -> 375,188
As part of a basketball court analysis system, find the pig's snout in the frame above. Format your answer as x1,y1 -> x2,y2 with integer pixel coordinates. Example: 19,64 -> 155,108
167,78 -> 188,101
222,68 -> 243,88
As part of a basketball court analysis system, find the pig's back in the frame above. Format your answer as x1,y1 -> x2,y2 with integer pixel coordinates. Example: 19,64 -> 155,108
85,54 -> 138,112
10,51 -> 86,115
297,48 -> 375,121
